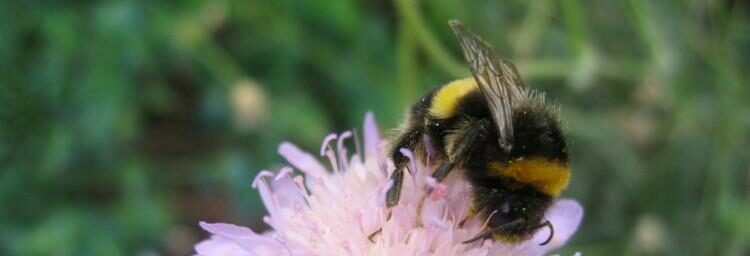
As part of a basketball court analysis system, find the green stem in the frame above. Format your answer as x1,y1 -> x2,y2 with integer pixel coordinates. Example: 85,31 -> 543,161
520,59 -> 641,82
395,0 -> 466,78
174,12 -> 246,87
396,20 -> 419,107
560,0 -> 588,55
620,0 -> 669,72
513,1 -> 553,58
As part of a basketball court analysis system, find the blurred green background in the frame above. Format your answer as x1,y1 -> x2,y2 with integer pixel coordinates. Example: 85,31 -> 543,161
1,0 -> 749,255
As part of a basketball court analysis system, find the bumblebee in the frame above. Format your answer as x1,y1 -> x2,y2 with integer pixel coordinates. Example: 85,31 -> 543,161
385,20 -> 570,245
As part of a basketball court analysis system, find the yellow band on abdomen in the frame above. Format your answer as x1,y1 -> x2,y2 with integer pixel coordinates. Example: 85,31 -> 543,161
429,78 -> 478,119
488,157 -> 570,197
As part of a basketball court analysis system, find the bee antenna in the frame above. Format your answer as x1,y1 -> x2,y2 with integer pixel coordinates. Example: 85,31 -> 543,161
537,220 -> 554,246
461,230 -> 494,244
462,218 -> 525,244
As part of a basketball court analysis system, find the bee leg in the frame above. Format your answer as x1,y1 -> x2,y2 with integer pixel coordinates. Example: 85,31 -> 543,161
415,159 -> 455,224
536,220 -> 554,246
416,161 -> 455,216
421,120 -> 489,221
431,161 -> 456,182
367,228 -> 383,243
431,119 -> 491,184
462,218 -> 526,244
458,205 -> 477,228
386,128 -> 423,208
385,168 -> 404,208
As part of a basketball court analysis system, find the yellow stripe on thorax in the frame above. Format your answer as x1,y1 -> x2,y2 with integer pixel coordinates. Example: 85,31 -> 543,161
429,78 -> 477,119
488,157 -> 570,197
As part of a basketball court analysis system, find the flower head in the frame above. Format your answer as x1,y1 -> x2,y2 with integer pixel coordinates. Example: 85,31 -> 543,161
195,112 -> 583,255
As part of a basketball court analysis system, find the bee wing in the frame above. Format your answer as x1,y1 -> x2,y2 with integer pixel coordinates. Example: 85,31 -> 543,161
449,20 -> 525,151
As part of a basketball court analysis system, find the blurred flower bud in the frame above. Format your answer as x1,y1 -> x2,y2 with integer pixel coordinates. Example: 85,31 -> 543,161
230,79 -> 268,132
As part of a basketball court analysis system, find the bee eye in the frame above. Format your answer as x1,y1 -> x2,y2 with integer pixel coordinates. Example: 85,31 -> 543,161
501,201 -> 511,213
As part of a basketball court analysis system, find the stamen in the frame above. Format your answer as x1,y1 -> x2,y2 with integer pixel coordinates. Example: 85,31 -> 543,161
320,133 -> 338,156
429,183 -> 448,201
377,179 -> 394,206
252,171 -> 275,188
275,166 -> 294,181
337,131 -> 352,171
352,128 -> 362,160
399,148 -> 419,188
423,134 -> 434,170
325,149 -> 339,173
426,215 -> 449,230
480,210 -> 499,230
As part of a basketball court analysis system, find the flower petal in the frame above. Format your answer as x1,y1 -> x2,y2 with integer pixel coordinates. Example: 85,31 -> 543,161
194,236 -> 254,256
199,222 -> 257,239
496,199 -> 583,256
536,199 -> 583,247
271,167 -> 307,207
363,111 -> 381,157
199,222 -> 291,255
278,142 -> 327,178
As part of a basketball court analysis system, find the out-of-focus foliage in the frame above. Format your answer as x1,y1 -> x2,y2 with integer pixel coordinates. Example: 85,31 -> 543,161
1,0 -> 748,255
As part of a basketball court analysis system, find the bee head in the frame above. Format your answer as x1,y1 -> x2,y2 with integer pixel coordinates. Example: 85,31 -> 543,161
466,186 -> 552,243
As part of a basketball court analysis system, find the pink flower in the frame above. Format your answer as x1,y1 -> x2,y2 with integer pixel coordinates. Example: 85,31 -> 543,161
195,112 -> 583,256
